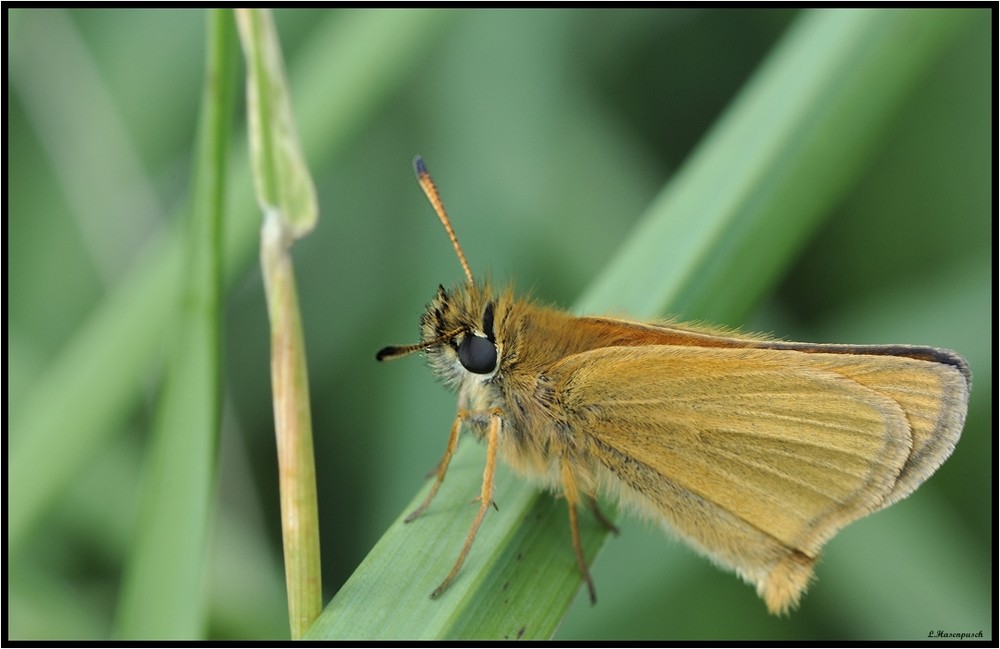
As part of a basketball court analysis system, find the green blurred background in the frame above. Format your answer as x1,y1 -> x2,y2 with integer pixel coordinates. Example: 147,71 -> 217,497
8,8 -> 991,640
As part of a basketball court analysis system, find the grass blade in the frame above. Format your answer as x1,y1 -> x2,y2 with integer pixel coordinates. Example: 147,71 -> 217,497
8,7 -> 451,560
236,8 -> 322,637
113,10 -> 236,638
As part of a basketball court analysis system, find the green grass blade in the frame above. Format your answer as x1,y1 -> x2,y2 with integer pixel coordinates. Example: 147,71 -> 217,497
113,10 -> 237,639
307,8 -> 970,639
580,8 -> 969,323
8,230 -> 183,553
8,9 -> 452,556
236,8 -> 323,637
236,9 -> 317,236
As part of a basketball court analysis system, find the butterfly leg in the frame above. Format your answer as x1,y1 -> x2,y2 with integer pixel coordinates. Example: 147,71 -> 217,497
430,408 -> 503,599
587,496 -> 620,536
405,411 -> 465,523
561,463 -> 598,604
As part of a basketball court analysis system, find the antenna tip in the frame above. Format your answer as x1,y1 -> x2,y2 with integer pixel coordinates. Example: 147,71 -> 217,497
413,155 -> 427,177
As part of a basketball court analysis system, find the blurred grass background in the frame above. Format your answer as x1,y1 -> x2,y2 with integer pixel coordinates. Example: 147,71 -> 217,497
7,8 -> 991,640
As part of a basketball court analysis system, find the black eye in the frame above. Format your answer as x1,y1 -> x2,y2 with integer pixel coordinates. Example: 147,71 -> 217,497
458,334 -> 497,374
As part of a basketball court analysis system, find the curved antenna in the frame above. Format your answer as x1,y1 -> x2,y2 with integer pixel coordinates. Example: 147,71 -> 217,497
376,326 -> 464,362
414,156 -> 475,286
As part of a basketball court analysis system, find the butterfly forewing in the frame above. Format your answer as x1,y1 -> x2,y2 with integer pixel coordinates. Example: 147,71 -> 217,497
544,343 -> 966,612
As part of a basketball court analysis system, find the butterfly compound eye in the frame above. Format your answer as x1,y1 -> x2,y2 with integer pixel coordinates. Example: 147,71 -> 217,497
458,334 -> 497,374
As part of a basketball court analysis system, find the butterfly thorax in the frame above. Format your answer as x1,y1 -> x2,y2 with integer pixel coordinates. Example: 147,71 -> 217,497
419,281 -> 665,486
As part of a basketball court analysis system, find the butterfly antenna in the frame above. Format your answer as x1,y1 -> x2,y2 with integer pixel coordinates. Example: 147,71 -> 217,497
414,156 -> 475,286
